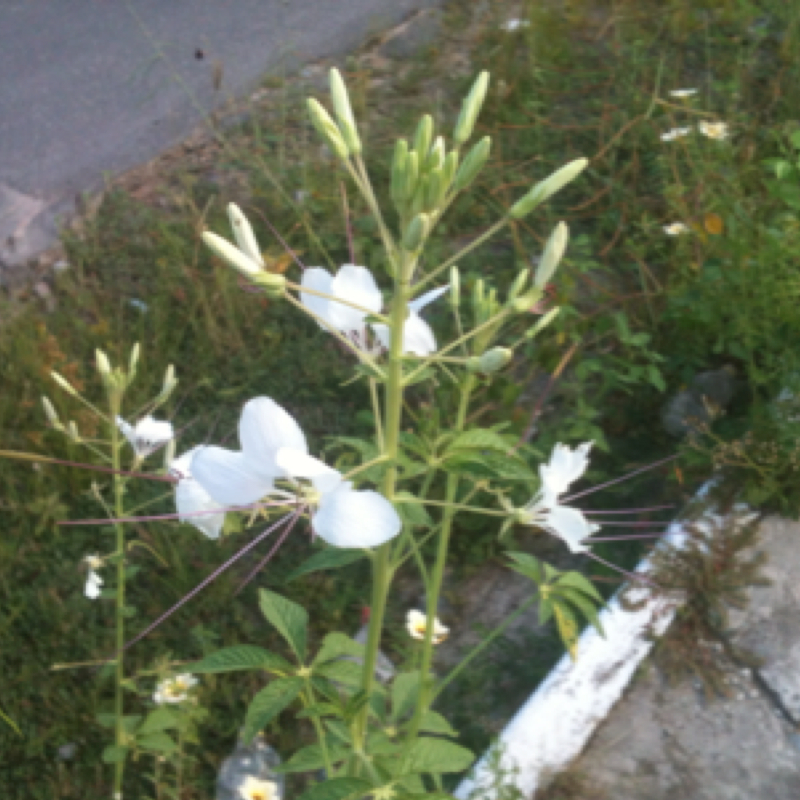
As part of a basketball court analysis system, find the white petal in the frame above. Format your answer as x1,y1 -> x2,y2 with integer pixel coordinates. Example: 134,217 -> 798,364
540,442 -> 592,495
191,446 -> 272,506
370,322 -> 390,351
544,504 -> 593,553
300,268 -> 335,329
275,448 -> 343,494
408,284 -> 449,314
312,484 -> 401,548
85,571 -> 103,599
227,203 -> 264,267
329,265 -> 382,334
176,478 -> 225,539
402,313 -> 437,356
239,397 -> 308,478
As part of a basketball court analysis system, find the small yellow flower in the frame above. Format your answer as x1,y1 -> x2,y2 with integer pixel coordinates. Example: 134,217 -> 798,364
239,776 -> 279,800
663,222 -> 691,236
698,120 -> 729,140
406,609 -> 449,644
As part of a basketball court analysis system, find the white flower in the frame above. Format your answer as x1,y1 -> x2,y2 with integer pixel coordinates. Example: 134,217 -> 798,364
153,673 -> 198,705
669,88 -> 698,97
501,18 -> 530,31
300,265 -> 449,356
660,127 -> 692,142
117,415 -> 174,458
191,397 -> 308,507
698,120 -> 729,140
406,609 -> 449,644
518,442 -> 599,553
170,447 -> 226,539
84,554 -> 103,599
238,776 -> 280,800
275,448 -> 402,549
663,222 -> 691,236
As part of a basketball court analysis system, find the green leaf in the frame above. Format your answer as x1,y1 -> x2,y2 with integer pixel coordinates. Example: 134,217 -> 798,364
395,774 -> 426,793
448,428 -> 515,452
557,588 -> 604,637
406,737 -> 474,773
101,745 -> 128,764
315,659 -> 364,687
243,677 -> 304,742
314,632 -> 365,665
296,777 -> 373,800
419,710 -> 458,737
137,732 -> 177,753
506,551 -> 547,584
554,572 -> 604,604
259,589 -> 308,662
275,741 -> 351,773
442,451 -> 535,482
296,702 -> 342,720
136,706 -> 178,736
390,671 -> 421,721
553,603 -> 580,661
538,599 -> 554,626
121,715 -> 143,734
96,713 -> 116,729
286,548 -> 366,582
186,645 -> 292,675
394,491 -> 433,528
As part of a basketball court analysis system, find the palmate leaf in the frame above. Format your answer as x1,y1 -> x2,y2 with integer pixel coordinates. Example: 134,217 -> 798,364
406,737 -> 474,774
442,450 -> 536,482
259,589 -> 308,662
315,659 -> 364,687
186,645 -> 291,675
419,709 -> 458,737
242,676 -> 304,742
296,777 -> 373,800
314,632 -> 366,664
390,671 -> 421,722
274,741 -> 351,773
554,571 -> 604,604
448,428 -> 516,452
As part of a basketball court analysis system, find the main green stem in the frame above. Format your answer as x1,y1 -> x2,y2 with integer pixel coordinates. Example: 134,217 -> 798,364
110,400 -> 126,797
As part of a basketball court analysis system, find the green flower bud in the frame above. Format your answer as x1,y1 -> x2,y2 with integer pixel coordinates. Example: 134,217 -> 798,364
404,151 -> 420,203
472,278 -> 486,324
478,347 -> 513,374
158,364 -> 178,403
203,231 -> 262,276
250,271 -> 288,297
509,158 -> 589,219
453,136 -> 491,192
410,174 -> 430,218
50,371 -> 77,396
426,136 -> 446,172
128,342 -> 141,380
442,150 -> 459,191
391,139 -> 409,206
307,98 -> 350,160
227,204 -> 264,268
95,349 -> 112,377
454,71 -> 490,145
535,222 -> 569,288
413,115 -> 434,162
506,268 -> 530,304
329,68 -> 362,154
526,307 -> 561,339
67,421 -> 81,443
41,396 -> 62,429
450,266 -> 461,308
402,213 -> 430,252
511,286 -> 544,314
424,167 -> 445,211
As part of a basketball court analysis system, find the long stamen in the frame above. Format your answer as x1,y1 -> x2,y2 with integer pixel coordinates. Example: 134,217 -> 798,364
583,504 -> 675,515
252,207 -> 307,272
585,550 -> 660,591
563,454 -> 679,503
583,532 -> 670,542
0,450 -> 176,483
581,520 -> 671,528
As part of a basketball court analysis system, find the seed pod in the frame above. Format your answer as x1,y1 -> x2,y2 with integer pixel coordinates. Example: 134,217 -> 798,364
391,139 -> 409,206
426,136 -> 446,172
509,158 -> 589,219
413,115 -> 434,163
453,136 -> 491,192
506,269 -> 530,304
404,151 -> 420,203
454,71 -> 490,145
329,68 -> 361,154
450,266 -> 461,308
307,98 -> 350,160
203,231 -> 261,276
442,151 -> 459,193
402,213 -> 430,252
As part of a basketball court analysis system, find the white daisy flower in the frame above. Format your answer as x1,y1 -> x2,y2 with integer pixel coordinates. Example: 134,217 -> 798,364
153,673 -> 198,705
406,609 -> 449,644
300,265 -> 449,356
663,222 -> 691,235
84,554 -> 103,599
169,447 -> 226,539
117,415 -> 174,458
660,127 -> 692,142
238,776 -> 280,800
669,88 -> 698,98
698,120 -> 729,140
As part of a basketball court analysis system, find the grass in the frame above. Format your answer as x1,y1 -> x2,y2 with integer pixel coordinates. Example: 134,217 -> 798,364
4,0 -> 800,796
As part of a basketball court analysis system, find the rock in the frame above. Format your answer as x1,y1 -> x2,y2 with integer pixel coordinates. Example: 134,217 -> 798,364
377,10 -> 442,59
661,366 -> 737,437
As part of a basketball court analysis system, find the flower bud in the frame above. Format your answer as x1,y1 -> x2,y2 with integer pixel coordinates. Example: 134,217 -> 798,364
158,364 -> 178,403
509,158 -> 589,220
410,174 -> 430,218
535,222 -> 569,288
449,266 -> 461,308
250,271 -> 288,297
467,347 -> 513,374
511,287 -> 543,314
402,213 -> 430,252
41,396 -> 62,429
506,268 -> 530,304
454,71 -> 489,145
307,98 -> 350,160
442,150 -> 459,191
424,167 -> 445,210
472,278 -> 486,324
227,204 -> 264,268
329,68 -> 362,154
426,136 -> 446,172
404,151 -> 420,203
95,349 -> 112,377
128,342 -> 141,379
413,115 -> 434,163
526,307 -> 561,339
203,231 -> 261,276
453,136 -> 491,192
50,371 -> 77,396
391,139 -> 409,206
67,421 -> 81,443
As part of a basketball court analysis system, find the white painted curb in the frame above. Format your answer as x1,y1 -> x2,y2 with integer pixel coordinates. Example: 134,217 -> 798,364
455,484 -> 753,798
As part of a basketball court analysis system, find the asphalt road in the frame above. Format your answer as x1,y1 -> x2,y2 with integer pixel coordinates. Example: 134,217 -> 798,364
0,0 -> 438,272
